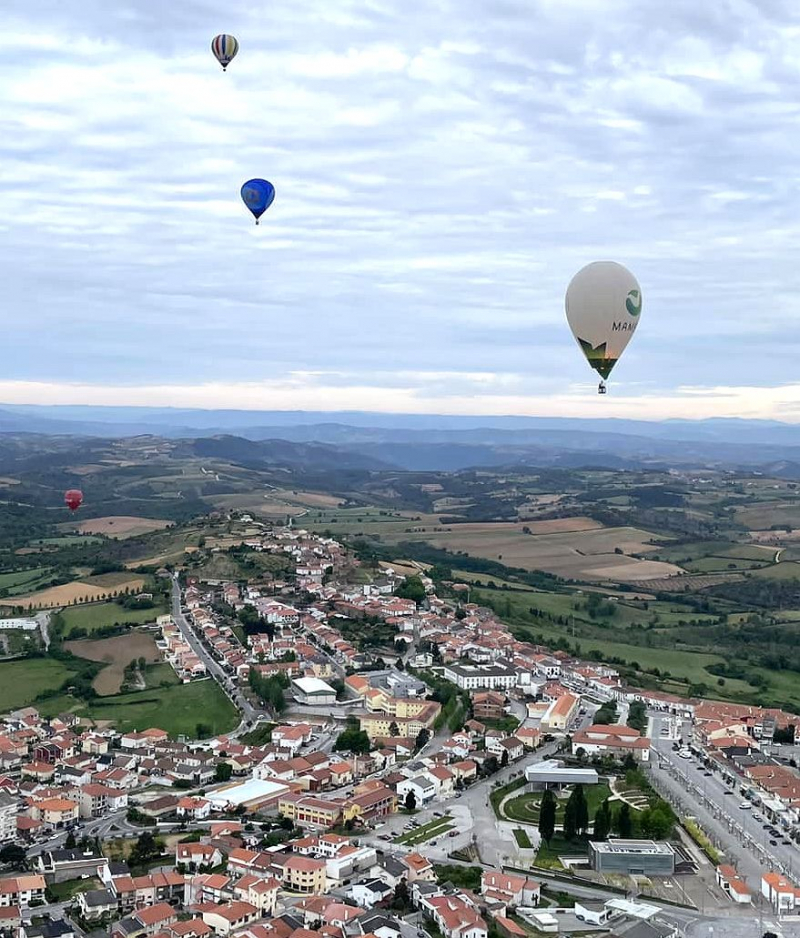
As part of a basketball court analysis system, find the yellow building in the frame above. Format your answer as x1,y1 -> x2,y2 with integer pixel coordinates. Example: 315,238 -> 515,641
283,855 -> 327,894
359,700 -> 440,739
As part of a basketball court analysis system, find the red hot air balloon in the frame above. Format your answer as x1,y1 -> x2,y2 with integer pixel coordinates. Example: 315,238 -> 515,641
64,489 -> 83,512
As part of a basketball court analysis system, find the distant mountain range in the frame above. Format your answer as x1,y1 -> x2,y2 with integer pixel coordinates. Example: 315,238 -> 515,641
4,403 -> 800,473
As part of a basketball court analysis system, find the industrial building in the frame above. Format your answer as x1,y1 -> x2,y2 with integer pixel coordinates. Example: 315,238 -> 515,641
589,840 -> 675,876
291,676 -> 337,705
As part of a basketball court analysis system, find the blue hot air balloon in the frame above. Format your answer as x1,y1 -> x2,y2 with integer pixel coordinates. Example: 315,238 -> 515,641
212,34 -> 239,71
241,179 -> 275,225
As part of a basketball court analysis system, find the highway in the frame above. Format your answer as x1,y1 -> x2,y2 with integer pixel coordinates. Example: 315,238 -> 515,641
649,713 -> 799,886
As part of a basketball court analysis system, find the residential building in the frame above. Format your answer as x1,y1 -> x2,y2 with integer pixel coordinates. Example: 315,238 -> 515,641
442,662 -> 518,691
283,856 -> 327,894
540,693 -> 580,732
571,725 -> 651,763
761,872 -> 800,912
481,871 -> 540,907
198,901 -> 260,936
396,776 -> 436,807
0,875 -> 46,909
0,791 -> 17,843
716,866 -> 752,905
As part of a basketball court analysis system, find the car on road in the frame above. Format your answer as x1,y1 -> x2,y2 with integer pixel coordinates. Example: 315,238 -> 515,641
783,840 -> 792,845
739,802 -> 752,810
704,772 -> 712,776
724,790 -> 734,795
770,840 -> 778,845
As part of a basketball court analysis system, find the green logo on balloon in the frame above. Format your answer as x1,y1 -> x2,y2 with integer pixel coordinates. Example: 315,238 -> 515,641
626,290 -> 642,318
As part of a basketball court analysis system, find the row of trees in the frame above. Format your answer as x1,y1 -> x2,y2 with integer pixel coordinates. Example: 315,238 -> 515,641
538,784 -> 675,844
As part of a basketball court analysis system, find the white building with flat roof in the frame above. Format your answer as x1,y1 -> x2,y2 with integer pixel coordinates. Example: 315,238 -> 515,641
291,677 -> 337,705
206,778 -> 289,813
525,760 -> 599,789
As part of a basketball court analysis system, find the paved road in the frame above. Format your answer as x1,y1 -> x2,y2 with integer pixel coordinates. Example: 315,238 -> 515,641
170,578 -> 264,730
649,713 -> 800,886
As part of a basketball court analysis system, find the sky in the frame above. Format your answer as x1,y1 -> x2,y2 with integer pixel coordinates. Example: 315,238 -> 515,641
5,0 -> 800,421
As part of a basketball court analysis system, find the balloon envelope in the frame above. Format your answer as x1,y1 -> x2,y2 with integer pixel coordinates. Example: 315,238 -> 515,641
565,261 -> 642,380
64,489 -> 83,512
241,179 -> 275,224
211,34 -> 239,70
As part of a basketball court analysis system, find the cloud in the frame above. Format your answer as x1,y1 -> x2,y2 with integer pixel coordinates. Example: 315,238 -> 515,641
3,0 -> 800,418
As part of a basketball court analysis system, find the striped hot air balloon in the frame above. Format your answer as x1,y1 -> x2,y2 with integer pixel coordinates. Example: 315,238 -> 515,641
211,34 -> 239,71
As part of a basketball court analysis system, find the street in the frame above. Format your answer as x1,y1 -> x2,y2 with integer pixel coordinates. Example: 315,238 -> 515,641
170,578 -> 264,730
649,713 -> 799,887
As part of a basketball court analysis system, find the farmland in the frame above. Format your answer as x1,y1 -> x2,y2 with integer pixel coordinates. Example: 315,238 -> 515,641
65,632 -> 161,694
0,574 -> 147,611
76,516 -> 172,538
0,658 -> 79,712
59,600 -> 167,637
378,521 -> 682,582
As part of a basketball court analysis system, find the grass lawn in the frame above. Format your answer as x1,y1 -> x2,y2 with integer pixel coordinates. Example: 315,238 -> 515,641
0,658 -> 79,711
85,679 -> 238,737
144,662 -> 180,687
48,877 -> 100,901
536,834 -> 587,869
60,601 -> 167,636
504,784 -> 610,826
513,828 -> 533,848
395,815 -> 453,846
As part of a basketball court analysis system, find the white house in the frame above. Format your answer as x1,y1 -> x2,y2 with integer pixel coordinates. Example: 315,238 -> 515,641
397,776 -> 437,807
349,879 -> 393,909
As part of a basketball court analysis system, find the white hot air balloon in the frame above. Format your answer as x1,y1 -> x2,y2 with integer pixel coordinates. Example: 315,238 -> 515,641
565,261 -> 642,394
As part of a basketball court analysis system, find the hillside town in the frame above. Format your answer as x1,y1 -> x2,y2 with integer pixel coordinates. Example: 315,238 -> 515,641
0,523 -> 799,938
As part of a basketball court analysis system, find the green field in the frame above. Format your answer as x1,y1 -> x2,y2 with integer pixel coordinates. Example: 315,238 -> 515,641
59,601 -> 167,636
751,562 -> 800,580
82,679 -> 238,736
0,658 -> 79,711
0,567 -> 50,590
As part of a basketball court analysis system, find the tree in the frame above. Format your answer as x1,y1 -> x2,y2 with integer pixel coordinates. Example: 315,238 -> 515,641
565,785 -> 588,838
215,762 -> 233,783
593,799 -> 611,842
389,721 -> 400,738
392,878 -> 411,912
415,728 -> 430,751
334,728 -> 371,754
563,793 -> 577,841
394,576 -> 426,605
405,790 -> 417,812
640,804 -> 674,840
0,844 -> 25,866
130,831 -> 161,867
501,749 -> 509,767
615,802 -> 634,839
538,789 -> 557,845
65,830 -> 77,849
